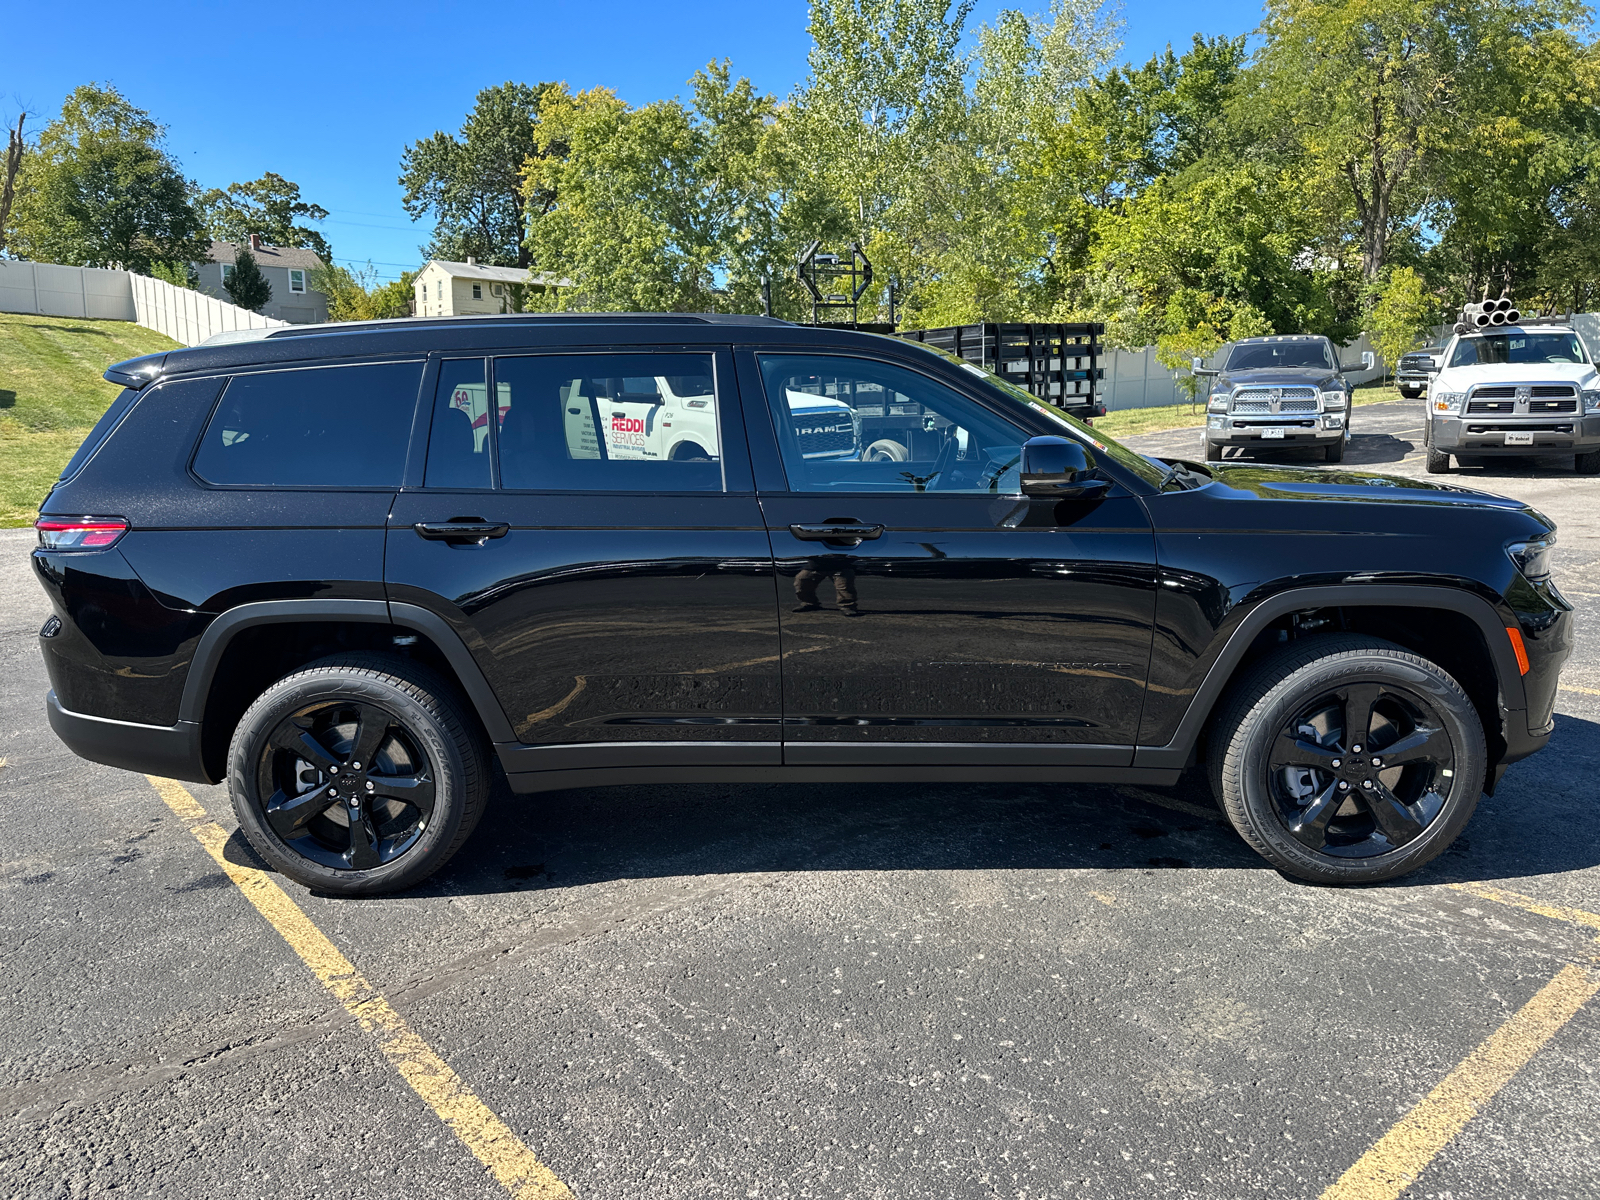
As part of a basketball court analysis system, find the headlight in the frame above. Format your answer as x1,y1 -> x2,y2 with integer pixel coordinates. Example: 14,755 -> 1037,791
1507,536 -> 1555,582
1320,389 -> 1347,409
1582,389 -> 1600,413
1207,391 -> 1231,412
1323,414 -> 1345,429
1208,416 -> 1226,428
1432,391 -> 1466,413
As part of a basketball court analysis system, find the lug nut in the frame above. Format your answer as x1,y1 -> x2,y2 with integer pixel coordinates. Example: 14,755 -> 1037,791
329,765 -> 339,775
1352,744 -> 1363,754
1371,757 -> 1381,767
1331,758 -> 1342,769
1362,780 -> 1373,789
327,789 -> 337,799
366,781 -> 375,791
1339,781 -> 1350,791
352,761 -> 362,770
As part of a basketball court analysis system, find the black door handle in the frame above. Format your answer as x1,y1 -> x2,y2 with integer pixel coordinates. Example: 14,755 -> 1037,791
789,522 -> 885,543
414,520 -> 510,543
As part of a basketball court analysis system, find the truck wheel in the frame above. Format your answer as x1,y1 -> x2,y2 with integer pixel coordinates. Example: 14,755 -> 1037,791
670,442 -> 712,462
1576,448 -> 1600,474
1425,444 -> 1451,473
1323,439 -> 1345,463
862,439 -> 910,462
1398,387 -> 1416,399
1207,635 -> 1485,885
1203,438 -> 1224,462
228,654 -> 490,895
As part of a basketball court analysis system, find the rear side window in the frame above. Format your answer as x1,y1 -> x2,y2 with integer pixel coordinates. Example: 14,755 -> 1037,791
193,362 -> 421,487
493,353 -> 722,492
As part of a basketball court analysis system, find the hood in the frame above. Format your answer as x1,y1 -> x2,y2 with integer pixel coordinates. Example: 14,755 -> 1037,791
1216,366 -> 1340,391
1202,461 -> 1541,516
1437,361 -> 1597,388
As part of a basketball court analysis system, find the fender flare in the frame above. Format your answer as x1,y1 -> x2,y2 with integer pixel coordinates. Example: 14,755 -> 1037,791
1132,584 -> 1525,769
177,598 -> 516,743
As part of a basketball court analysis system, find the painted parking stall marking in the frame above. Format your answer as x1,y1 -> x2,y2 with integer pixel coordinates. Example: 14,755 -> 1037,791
145,776 -> 574,1200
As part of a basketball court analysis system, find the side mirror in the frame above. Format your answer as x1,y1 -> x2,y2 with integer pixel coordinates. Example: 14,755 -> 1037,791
1362,351 -> 1375,371
1019,436 -> 1110,498
1191,356 -> 1217,377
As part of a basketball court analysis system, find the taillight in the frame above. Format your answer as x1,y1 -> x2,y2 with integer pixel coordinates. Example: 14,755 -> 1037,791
35,516 -> 129,551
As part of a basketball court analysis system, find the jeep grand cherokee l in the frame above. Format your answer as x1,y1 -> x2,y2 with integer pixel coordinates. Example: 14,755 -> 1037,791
35,314 -> 1572,893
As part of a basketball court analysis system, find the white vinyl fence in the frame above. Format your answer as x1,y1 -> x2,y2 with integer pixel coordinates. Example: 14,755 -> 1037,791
0,259 -> 284,346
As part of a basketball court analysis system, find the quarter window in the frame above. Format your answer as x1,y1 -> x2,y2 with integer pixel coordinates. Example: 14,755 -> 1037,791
756,355 -> 1028,494
493,354 -> 722,492
193,362 -> 421,487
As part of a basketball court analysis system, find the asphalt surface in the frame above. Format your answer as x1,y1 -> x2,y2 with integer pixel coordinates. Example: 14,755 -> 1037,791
3,396 -> 1598,1199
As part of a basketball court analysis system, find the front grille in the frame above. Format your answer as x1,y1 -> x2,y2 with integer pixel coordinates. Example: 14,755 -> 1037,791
1467,400 -> 1514,414
1232,399 -> 1318,414
793,414 -> 855,456
1533,385 -> 1576,397
1532,399 -> 1578,413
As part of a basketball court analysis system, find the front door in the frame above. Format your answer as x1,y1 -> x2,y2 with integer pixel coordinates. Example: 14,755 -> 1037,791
385,349 -> 782,769
742,350 -> 1158,763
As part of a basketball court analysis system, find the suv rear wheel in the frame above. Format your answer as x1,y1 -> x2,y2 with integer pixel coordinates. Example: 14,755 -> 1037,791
1207,635 -> 1485,884
228,654 -> 489,894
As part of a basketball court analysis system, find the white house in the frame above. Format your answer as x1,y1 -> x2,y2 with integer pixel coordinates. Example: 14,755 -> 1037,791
415,258 -> 560,316
196,236 -> 328,324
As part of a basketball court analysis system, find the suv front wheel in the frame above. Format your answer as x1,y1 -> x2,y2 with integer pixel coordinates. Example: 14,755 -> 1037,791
228,654 -> 490,894
1208,635 -> 1485,885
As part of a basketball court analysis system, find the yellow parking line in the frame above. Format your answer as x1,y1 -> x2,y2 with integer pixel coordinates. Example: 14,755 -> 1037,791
1446,880 -> 1600,935
1320,963 -> 1599,1200
146,777 -> 574,1200
1560,683 -> 1600,697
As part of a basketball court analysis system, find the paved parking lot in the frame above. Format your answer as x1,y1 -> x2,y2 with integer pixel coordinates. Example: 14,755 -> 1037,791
3,396 -> 1597,1199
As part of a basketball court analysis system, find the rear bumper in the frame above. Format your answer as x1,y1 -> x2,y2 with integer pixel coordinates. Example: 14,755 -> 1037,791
46,690 -> 211,783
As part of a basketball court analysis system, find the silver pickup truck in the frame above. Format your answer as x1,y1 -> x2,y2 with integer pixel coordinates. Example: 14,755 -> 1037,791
1195,335 -> 1373,463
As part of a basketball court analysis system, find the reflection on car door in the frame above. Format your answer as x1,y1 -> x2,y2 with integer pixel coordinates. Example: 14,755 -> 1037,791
741,350 -> 1159,765
385,349 -> 782,775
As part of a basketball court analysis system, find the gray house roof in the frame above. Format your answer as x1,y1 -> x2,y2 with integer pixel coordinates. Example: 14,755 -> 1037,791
428,259 -> 539,283
208,240 -> 325,270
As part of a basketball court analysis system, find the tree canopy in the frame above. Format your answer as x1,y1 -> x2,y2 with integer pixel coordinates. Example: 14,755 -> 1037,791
196,172 -> 332,262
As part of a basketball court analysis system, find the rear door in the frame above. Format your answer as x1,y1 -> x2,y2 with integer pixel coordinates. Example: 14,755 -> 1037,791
384,347 -> 783,771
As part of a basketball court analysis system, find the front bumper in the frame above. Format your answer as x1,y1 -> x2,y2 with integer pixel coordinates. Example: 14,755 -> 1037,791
1430,412 -> 1600,456
45,690 -> 210,782
1206,415 -> 1345,445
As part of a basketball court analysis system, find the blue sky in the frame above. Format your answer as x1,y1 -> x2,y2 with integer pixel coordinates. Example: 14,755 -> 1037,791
6,0 -> 1265,280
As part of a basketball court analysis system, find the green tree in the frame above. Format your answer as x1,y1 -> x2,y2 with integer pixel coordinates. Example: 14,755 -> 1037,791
309,263 -> 417,321
224,248 -> 272,311
148,260 -> 197,289
402,82 -> 561,267
1367,267 -> 1438,377
8,83 -> 207,273
195,172 -> 332,261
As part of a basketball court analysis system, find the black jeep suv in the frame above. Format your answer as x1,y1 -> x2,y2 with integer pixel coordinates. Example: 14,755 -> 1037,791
35,315 -> 1571,893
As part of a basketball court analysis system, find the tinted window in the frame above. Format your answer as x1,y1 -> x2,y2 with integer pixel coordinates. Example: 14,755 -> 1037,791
757,354 -> 1029,493
425,359 -> 493,488
494,354 -> 722,492
194,362 -> 421,487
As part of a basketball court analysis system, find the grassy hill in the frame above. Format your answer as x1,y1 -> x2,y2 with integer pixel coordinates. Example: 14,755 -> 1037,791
0,312 -> 180,526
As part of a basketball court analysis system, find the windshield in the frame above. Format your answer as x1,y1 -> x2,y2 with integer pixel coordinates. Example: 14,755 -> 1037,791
1224,341 -> 1334,371
903,342 -> 1168,488
1448,331 -> 1589,367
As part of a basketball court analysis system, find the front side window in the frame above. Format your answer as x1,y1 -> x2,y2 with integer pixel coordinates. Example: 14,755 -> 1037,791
1224,341 -> 1335,371
757,354 -> 1029,494
493,354 -> 722,492
193,362 -> 421,487
1448,332 -> 1589,367
288,269 -> 306,294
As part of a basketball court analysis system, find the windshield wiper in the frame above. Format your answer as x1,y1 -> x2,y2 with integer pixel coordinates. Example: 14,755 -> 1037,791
1157,462 -> 1193,492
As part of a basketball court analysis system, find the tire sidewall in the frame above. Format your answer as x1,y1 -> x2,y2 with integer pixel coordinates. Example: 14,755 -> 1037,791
229,669 -> 472,893
1230,652 -> 1485,884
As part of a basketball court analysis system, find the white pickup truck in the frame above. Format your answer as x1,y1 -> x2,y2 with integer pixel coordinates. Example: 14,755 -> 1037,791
1423,322 -> 1600,474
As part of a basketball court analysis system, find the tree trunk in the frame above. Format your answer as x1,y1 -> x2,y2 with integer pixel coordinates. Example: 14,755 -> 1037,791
0,115 -> 25,256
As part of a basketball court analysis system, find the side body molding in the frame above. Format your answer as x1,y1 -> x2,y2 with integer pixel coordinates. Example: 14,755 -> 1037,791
178,598 -> 517,743
1132,584 -> 1527,770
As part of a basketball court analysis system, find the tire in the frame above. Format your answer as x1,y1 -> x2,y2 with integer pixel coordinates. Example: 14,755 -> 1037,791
229,653 -> 490,895
1576,447 -> 1600,475
1203,438 -> 1225,462
670,442 -> 712,462
1323,439 -> 1344,463
1207,634 -> 1486,885
1425,444 -> 1451,473
862,439 -> 910,462
1398,387 -> 1416,399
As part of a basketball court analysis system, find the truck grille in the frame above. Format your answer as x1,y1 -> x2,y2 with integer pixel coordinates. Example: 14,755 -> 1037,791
1466,384 -> 1579,414
1232,399 -> 1318,415
793,415 -> 855,457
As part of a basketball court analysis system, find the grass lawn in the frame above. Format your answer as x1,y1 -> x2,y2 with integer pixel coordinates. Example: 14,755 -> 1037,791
1090,380 -> 1402,441
0,312 -> 179,526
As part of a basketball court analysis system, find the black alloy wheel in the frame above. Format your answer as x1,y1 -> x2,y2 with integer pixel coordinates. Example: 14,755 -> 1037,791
1209,634 -> 1486,884
1267,681 -> 1452,858
229,655 -> 489,894
258,700 -> 435,871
